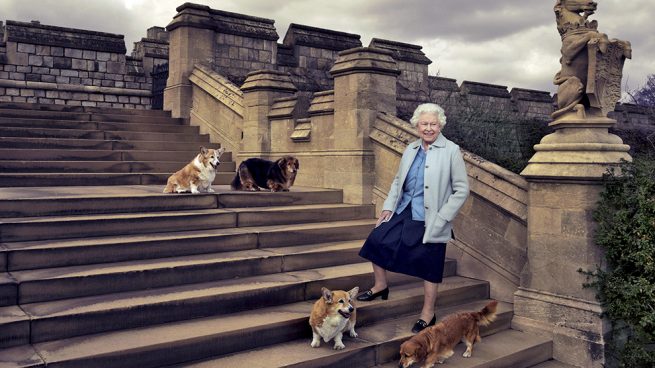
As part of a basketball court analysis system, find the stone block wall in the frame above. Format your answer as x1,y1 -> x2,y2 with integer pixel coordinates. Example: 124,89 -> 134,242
278,24 -> 361,92
131,26 -> 169,76
0,20 -> 151,108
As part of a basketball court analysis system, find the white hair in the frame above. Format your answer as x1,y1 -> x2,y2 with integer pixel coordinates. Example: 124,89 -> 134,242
409,103 -> 447,128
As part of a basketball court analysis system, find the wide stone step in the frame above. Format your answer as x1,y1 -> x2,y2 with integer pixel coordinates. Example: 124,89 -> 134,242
4,219 -> 375,270
0,273 -> 17,307
0,108 -> 184,124
0,185 -> 338,217
0,306 -> 27,349
12,240 -> 370,304
21,262 -> 445,343
0,117 -> 200,134
0,137 -> 222,151
0,102 -> 173,117
373,331 -> 550,368
0,159 -> 236,174
0,203 -> 374,242
173,300 -> 518,368
0,149 -> 233,162
0,171 -> 234,187
0,279 -> 485,366
0,126 -> 210,142
529,361 -> 578,368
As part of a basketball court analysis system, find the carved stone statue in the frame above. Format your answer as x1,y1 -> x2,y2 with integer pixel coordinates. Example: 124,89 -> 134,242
552,0 -> 631,120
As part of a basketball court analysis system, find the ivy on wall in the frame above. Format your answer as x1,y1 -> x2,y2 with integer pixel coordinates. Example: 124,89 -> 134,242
584,156 -> 655,368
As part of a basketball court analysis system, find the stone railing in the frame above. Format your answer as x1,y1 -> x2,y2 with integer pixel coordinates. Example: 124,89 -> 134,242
370,112 -> 528,303
188,64 -> 244,155
0,20 -> 152,108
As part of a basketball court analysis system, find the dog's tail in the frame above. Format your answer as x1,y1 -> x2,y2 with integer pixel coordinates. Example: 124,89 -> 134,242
230,172 -> 242,190
475,300 -> 498,327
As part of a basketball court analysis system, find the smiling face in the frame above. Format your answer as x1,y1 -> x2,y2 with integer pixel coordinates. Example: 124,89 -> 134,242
416,112 -> 442,148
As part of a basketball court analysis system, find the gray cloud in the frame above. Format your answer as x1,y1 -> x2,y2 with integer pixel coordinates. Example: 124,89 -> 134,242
0,0 -> 652,94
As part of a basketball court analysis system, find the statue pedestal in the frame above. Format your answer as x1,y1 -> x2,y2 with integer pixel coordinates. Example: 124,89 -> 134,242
518,117 -> 631,367
522,116 -> 631,180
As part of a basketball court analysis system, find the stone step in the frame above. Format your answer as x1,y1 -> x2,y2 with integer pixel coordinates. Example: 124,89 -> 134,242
0,203 -> 374,242
0,137 -> 222,151
12,240 -> 369,304
0,102 -> 173,117
0,117 -> 200,134
0,344 -> 41,368
529,361 -> 578,368
0,149 -> 233,162
21,262 -> 446,343
4,218 -> 375,271
0,171 -> 234,187
0,185 -> 338,217
0,159 -> 236,174
2,280 -> 485,367
372,330 -> 551,368
0,126 -> 210,142
0,108 -> 184,124
0,305 -> 28,349
172,300 -> 518,368
0,273 -> 17,307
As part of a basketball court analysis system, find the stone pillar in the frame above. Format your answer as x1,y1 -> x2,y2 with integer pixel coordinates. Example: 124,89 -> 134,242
239,70 -> 297,163
325,47 -> 400,204
517,117 -> 631,366
329,47 -> 400,204
164,3 -> 215,118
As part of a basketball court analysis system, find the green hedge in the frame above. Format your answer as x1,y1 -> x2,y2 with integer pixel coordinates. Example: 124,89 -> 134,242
585,156 -> 655,367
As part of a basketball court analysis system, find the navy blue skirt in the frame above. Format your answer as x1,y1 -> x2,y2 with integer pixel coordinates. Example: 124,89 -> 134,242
359,206 -> 447,283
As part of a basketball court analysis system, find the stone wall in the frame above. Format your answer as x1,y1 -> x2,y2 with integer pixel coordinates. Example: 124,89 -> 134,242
131,26 -> 169,76
0,20 -> 152,108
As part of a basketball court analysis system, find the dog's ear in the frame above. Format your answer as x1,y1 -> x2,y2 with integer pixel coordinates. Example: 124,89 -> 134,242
414,336 -> 429,361
200,146 -> 208,155
217,147 -> 225,157
277,158 -> 286,169
294,158 -> 299,170
347,287 -> 359,300
321,287 -> 333,304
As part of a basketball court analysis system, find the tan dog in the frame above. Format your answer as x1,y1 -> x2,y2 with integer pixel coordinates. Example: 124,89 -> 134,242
399,301 -> 498,367
309,286 -> 358,350
163,147 -> 225,194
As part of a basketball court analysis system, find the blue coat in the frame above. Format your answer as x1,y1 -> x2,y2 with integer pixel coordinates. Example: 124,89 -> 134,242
382,134 -> 470,243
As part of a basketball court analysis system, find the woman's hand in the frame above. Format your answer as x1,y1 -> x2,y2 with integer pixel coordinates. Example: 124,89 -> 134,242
376,210 -> 393,227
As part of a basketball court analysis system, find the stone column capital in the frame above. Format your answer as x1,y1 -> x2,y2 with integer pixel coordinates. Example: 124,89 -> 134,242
166,3 -> 213,33
329,47 -> 401,78
241,70 -> 297,93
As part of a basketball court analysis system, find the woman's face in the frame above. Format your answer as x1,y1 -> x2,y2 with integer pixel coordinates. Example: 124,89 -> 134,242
416,113 -> 441,146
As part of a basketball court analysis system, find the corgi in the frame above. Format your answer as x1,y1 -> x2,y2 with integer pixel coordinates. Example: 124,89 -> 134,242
309,286 -> 359,350
399,300 -> 498,367
163,146 -> 225,194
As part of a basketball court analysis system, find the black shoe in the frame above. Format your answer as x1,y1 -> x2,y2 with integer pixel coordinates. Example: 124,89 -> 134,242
411,315 -> 436,333
356,287 -> 389,301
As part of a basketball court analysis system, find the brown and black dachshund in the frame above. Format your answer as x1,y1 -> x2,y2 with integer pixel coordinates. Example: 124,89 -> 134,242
230,156 -> 299,192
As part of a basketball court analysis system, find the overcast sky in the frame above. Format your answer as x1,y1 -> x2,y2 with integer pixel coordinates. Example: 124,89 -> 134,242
1,0 -> 653,95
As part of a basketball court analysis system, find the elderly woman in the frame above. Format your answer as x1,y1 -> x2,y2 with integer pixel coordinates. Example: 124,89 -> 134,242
357,103 -> 470,333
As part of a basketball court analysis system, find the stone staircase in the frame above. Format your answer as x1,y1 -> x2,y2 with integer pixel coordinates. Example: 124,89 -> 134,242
0,103 -> 560,367
0,102 -> 234,187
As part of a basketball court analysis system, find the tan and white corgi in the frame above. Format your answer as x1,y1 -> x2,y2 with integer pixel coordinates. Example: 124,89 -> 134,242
163,146 -> 225,194
309,286 -> 358,350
